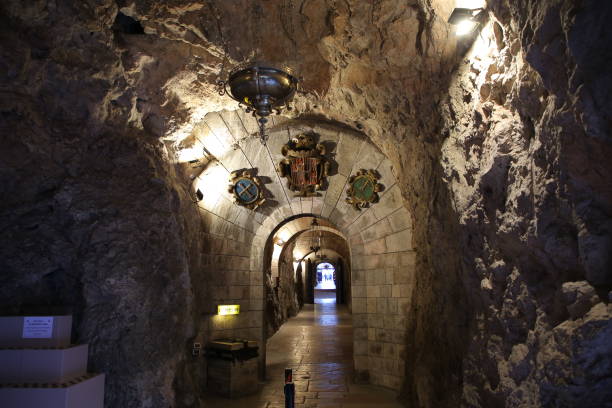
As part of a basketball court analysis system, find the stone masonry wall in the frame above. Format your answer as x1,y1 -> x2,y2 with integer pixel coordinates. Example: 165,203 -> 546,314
246,124 -> 414,391
348,195 -> 415,390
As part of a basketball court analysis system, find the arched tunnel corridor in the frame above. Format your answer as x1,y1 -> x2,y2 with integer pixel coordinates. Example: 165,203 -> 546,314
1,1 -> 611,408
193,120 -> 414,392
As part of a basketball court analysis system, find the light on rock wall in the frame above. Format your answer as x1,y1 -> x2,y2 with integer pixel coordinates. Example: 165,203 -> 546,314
177,146 -> 204,162
195,164 -> 230,209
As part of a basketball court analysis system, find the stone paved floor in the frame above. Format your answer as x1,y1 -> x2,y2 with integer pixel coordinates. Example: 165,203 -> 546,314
203,290 -> 403,407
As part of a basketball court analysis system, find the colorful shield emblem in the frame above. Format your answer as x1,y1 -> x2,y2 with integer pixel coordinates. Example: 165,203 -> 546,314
278,132 -> 330,197
233,177 -> 260,205
351,174 -> 376,202
290,157 -> 321,187
346,169 -> 383,210
228,170 -> 266,210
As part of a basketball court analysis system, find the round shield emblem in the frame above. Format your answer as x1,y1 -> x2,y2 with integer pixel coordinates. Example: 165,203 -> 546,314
228,170 -> 266,210
346,169 -> 383,211
233,177 -> 260,205
351,174 -> 376,202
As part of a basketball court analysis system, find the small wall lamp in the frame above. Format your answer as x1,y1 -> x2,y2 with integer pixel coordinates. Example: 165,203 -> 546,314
217,305 -> 240,315
448,8 -> 485,36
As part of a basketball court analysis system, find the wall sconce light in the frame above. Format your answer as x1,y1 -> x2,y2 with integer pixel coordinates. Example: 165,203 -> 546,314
217,305 -> 240,315
274,237 -> 285,246
448,8 -> 485,36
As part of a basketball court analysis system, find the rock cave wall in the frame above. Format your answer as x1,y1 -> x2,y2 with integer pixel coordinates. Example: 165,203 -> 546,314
0,127 -> 206,408
399,1 -> 612,407
1,0 -> 610,407
0,4 -> 209,407
276,239 -> 300,321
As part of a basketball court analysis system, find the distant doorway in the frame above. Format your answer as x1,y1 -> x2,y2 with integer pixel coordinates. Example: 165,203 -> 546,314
315,262 -> 336,290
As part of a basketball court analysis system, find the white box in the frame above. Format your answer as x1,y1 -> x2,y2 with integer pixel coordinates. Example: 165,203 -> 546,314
0,345 -> 88,383
0,373 -> 105,408
0,316 -> 72,348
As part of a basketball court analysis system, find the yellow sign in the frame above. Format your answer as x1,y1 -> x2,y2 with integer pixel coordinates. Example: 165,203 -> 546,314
217,305 -> 240,315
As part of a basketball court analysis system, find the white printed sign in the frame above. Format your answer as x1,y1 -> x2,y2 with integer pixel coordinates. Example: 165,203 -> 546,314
22,316 -> 54,339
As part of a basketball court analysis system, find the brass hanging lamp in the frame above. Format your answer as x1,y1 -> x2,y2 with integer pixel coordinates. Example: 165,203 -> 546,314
309,217 -> 321,256
219,65 -> 298,144
217,0 -> 299,145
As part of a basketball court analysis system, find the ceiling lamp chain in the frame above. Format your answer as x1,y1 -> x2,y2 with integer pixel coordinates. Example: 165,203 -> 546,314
282,0 -> 298,67
210,1 -> 230,95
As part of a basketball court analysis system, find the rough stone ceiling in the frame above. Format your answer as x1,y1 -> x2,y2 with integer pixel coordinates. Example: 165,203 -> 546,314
110,0 -> 469,153
108,0 -> 461,267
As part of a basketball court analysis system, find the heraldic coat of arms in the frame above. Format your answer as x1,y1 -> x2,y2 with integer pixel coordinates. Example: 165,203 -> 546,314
278,133 -> 329,197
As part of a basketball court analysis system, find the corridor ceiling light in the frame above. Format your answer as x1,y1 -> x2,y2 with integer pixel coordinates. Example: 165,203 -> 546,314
448,7 -> 484,36
217,305 -> 240,315
218,64 -> 298,145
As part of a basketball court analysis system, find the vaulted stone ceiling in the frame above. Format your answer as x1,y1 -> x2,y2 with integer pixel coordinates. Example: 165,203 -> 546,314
270,217 -> 350,270
293,229 -> 349,261
193,119 -> 402,242
273,216 -> 338,244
